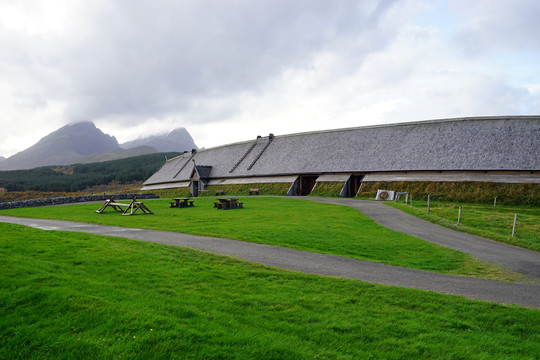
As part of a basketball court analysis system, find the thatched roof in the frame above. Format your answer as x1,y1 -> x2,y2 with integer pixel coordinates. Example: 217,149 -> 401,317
143,116 -> 540,187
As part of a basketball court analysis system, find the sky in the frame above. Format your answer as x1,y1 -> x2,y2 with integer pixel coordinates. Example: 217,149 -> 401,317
1,0 -> 539,158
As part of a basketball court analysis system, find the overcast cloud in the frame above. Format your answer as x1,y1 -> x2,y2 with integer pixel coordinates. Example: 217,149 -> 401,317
0,0 -> 539,157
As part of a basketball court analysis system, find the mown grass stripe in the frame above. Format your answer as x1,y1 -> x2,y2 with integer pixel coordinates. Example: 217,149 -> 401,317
1,223 -> 539,359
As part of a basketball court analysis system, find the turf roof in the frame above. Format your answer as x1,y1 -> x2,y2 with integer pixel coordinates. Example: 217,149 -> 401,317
143,116 -> 540,187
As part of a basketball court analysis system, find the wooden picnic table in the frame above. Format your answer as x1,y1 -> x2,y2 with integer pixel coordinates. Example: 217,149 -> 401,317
170,198 -> 195,208
96,197 -> 153,215
214,198 -> 243,210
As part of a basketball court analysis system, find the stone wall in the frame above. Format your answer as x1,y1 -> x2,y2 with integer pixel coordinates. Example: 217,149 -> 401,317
0,193 -> 158,210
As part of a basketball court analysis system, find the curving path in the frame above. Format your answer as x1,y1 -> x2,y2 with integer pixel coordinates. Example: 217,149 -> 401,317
304,197 -> 540,278
1,213 -> 539,309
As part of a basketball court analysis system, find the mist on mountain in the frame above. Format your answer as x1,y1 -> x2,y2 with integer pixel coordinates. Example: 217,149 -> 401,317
0,122 -> 197,170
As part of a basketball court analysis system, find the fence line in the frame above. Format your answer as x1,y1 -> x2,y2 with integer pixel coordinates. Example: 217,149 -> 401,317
407,195 -> 528,238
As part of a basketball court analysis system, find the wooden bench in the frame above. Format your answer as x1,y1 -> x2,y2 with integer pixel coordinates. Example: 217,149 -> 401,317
171,198 -> 195,208
215,189 -> 224,196
249,188 -> 259,195
215,198 -> 243,210
214,202 -> 225,209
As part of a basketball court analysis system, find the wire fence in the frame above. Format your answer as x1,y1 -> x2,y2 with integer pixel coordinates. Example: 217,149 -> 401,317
393,194 -> 532,239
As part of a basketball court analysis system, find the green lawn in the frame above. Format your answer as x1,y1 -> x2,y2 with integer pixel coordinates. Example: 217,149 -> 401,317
1,223 -> 538,360
0,197 -> 519,280
387,201 -> 540,252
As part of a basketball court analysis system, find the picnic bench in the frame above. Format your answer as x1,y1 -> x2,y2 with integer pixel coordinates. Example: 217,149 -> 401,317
215,189 -> 224,196
249,188 -> 259,195
96,197 -> 153,215
170,198 -> 195,208
214,198 -> 243,210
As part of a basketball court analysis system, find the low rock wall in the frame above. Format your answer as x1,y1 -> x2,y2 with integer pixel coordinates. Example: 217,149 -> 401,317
0,193 -> 158,210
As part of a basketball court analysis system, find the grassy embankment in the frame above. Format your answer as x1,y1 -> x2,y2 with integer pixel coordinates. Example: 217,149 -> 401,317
147,183 -> 292,198
358,181 -> 540,206
145,181 -> 348,198
0,197 -> 524,280
387,200 -> 540,252
1,223 -> 539,359
309,182 -> 345,197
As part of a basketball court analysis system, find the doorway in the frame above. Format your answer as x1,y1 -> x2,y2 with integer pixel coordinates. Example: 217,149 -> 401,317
299,175 -> 318,196
342,175 -> 364,197
190,181 -> 199,196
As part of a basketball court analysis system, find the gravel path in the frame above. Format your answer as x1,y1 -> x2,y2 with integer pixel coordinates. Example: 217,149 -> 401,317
1,213 -> 539,309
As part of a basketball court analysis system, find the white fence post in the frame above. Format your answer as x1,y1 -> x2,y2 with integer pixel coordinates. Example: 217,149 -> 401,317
427,194 -> 430,214
512,213 -> 517,237
457,206 -> 461,225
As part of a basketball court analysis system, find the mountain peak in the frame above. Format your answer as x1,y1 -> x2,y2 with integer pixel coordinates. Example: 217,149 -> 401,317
42,121 -> 118,156
66,120 -> 97,129
168,127 -> 187,136
0,121 -> 119,170
0,122 -> 197,170
121,127 -> 197,152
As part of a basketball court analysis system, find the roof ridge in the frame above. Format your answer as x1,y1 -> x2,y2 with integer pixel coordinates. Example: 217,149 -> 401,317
197,115 -> 540,152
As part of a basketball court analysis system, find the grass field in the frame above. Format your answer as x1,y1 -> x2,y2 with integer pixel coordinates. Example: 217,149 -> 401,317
1,223 -> 539,360
387,201 -> 540,252
0,197 -> 521,280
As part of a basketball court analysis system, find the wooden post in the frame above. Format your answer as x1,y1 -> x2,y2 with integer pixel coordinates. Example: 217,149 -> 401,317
427,194 -> 430,214
405,193 -> 409,204
494,196 -> 497,210
512,213 -> 517,237
410,195 -> 413,206
457,206 -> 461,225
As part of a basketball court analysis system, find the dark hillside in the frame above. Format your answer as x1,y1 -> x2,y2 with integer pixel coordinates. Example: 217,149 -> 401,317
0,152 -> 180,193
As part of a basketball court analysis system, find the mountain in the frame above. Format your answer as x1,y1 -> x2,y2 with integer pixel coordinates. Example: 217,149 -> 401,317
121,127 -> 198,152
0,122 -> 120,170
0,122 -> 197,171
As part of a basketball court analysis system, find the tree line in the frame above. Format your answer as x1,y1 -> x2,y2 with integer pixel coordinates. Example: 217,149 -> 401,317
0,152 -> 180,192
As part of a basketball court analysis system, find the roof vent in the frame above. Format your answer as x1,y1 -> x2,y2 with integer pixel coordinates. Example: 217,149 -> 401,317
269,133 -> 274,139
257,135 -> 262,139
191,149 -> 197,154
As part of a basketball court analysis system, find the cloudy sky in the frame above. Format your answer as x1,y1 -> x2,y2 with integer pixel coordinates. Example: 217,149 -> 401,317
1,0 -> 539,158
